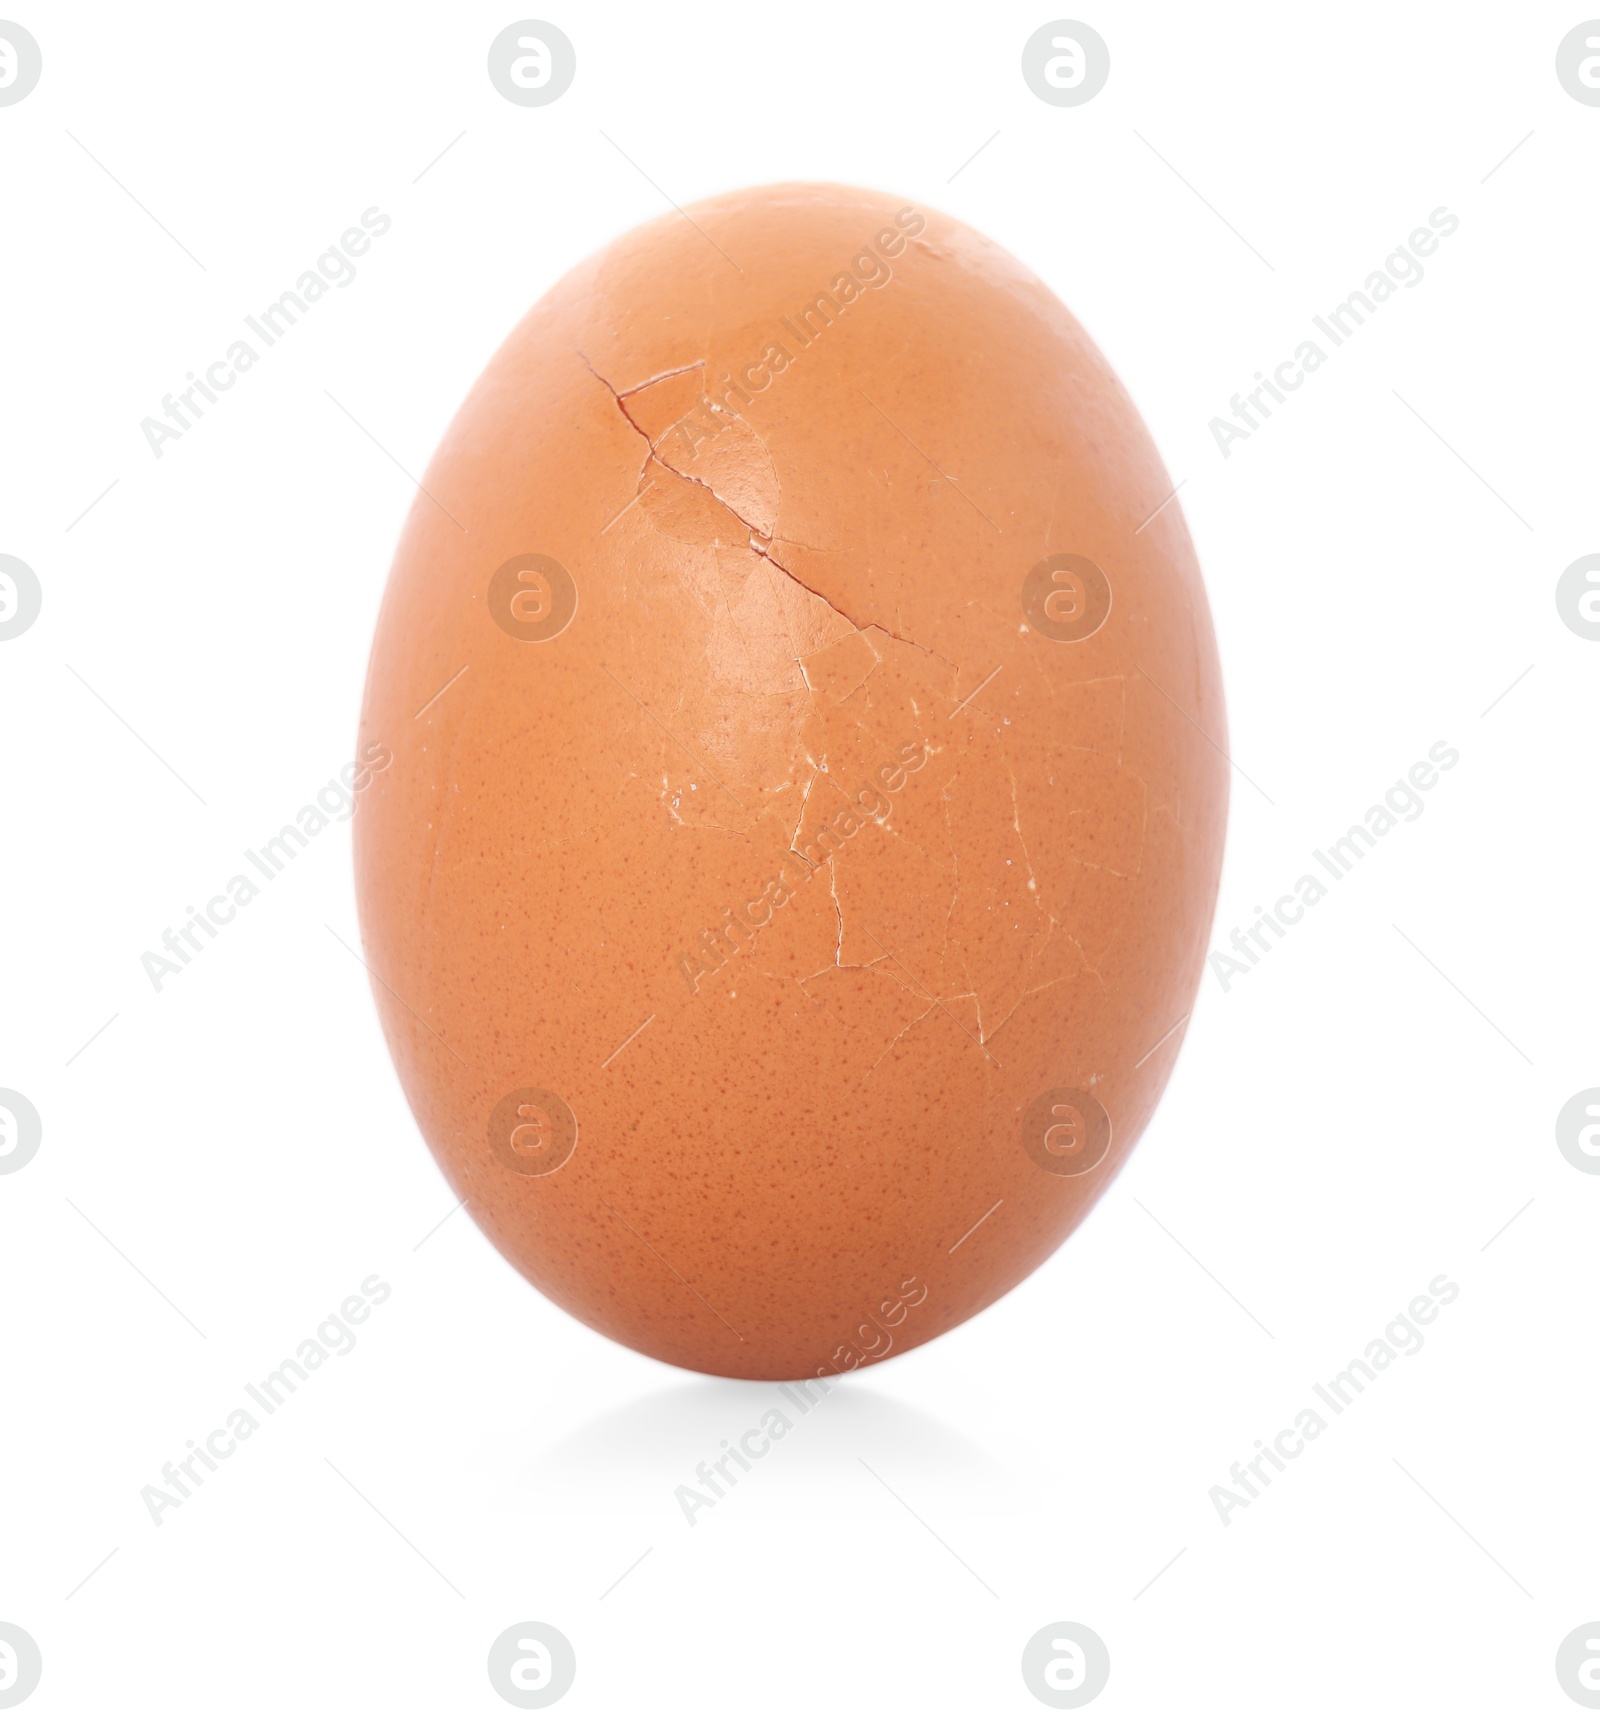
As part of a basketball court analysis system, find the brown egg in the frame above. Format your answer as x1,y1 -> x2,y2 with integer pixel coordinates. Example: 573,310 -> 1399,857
354,183 -> 1227,1380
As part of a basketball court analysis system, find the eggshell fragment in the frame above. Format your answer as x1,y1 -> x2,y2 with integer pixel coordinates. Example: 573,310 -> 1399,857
354,183 -> 1227,1379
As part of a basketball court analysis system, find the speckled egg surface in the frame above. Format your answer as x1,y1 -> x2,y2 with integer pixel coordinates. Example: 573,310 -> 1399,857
353,182 -> 1227,1380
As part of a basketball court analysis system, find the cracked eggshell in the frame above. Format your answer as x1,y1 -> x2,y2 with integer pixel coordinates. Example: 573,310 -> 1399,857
354,183 -> 1228,1380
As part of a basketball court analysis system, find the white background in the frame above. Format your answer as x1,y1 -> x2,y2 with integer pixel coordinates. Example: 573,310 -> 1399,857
3,1 -> 1596,1722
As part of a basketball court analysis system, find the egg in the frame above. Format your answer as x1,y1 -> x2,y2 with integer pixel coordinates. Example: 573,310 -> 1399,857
354,183 -> 1227,1380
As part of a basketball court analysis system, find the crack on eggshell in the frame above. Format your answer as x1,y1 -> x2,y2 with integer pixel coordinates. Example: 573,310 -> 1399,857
827,853 -> 844,965
862,1003 -> 942,1076
576,347 -> 948,661
616,360 -> 707,397
786,945 -> 988,1082
573,349 -> 1126,1043
805,630 -> 881,707
758,952 -> 985,1091
1007,763 -> 1043,911
788,761 -> 823,857
939,788 -> 961,969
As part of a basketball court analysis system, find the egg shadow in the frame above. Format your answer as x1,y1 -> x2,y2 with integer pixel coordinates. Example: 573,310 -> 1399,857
538,1375 -> 1006,1502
